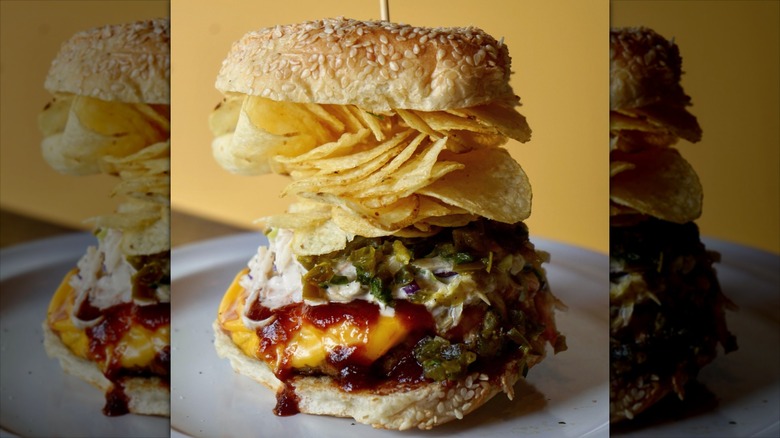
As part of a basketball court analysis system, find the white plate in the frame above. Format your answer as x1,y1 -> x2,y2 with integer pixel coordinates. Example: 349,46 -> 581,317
170,233 -> 611,438
0,233 -> 170,438
612,239 -> 780,437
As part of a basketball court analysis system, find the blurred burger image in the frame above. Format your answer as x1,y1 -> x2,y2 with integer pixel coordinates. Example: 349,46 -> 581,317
210,17 -> 566,430
609,27 -> 737,422
39,18 -> 171,416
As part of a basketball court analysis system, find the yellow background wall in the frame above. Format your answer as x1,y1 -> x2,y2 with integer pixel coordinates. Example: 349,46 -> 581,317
612,0 -> 780,254
0,1 -> 168,229
170,0 -> 609,253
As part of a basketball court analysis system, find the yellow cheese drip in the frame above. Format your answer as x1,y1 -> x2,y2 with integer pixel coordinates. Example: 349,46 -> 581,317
46,269 -> 169,371
217,269 -> 410,373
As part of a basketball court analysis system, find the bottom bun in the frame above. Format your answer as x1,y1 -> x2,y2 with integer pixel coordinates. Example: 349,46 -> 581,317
42,322 -> 170,417
213,320 -> 539,430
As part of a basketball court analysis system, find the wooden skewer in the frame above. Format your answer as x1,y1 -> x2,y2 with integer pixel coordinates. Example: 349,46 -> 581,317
380,0 -> 390,21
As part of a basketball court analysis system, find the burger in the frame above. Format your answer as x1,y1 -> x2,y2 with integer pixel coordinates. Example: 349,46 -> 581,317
39,18 -> 171,416
210,17 -> 566,430
609,27 -> 737,422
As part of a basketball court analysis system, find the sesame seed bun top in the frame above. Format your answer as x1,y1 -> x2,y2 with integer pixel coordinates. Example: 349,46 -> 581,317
610,26 -> 692,111
216,17 -> 516,112
44,18 -> 170,104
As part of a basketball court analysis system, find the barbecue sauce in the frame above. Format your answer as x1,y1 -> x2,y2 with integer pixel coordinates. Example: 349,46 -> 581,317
82,302 -> 171,415
249,299 -> 435,414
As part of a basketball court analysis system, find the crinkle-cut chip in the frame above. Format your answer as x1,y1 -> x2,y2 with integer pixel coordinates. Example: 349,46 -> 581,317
291,219 -> 352,256
452,100 -> 532,143
312,193 -> 422,231
284,132 -> 411,196
414,110 -> 497,134
631,104 -> 702,143
355,137 -> 461,200
273,129 -> 371,165
338,132 -> 426,195
101,141 -> 170,176
42,96 -> 168,175
351,106 -> 387,141
331,206 -> 396,238
39,94 -> 73,136
610,161 -> 635,177
610,148 -> 702,223
209,94 -> 243,137
396,109 -> 440,139
419,148 -> 532,223
303,103 -> 345,133
322,104 -> 365,133
416,195 -> 470,220
358,160 -> 464,209
300,130 -> 407,174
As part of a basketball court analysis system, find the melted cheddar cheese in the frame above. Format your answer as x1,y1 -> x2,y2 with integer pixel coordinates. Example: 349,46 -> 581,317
217,270 -> 411,373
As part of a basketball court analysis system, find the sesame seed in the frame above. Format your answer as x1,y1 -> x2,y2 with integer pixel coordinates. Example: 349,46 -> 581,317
389,61 -> 399,71
474,48 -> 486,65
379,34 -> 388,44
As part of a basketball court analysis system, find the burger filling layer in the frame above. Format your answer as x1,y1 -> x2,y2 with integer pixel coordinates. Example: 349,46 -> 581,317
609,218 -> 737,421
47,229 -> 170,415
217,219 -> 565,409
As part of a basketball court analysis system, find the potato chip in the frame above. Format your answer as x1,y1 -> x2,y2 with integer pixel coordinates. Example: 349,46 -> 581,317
292,218 -> 352,255
257,209 -> 330,231
351,106 -> 386,141
312,193 -> 421,231
610,148 -> 702,223
414,110 -> 497,134
209,94 -> 243,137
120,210 -> 170,255
631,104 -> 702,143
396,109 -> 440,139
419,147 -> 532,223
273,129 -> 370,165
305,130 -> 408,174
214,96 -> 340,175
610,161 -> 635,177
356,137 -> 461,200
322,104 -> 365,133
339,132 -> 426,195
331,206 -> 396,238
283,131 -> 412,196
303,103 -> 346,134
38,94 -> 72,136
454,100 -> 532,143
446,130 -> 507,151
43,96 -> 168,175
421,214 -> 478,228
